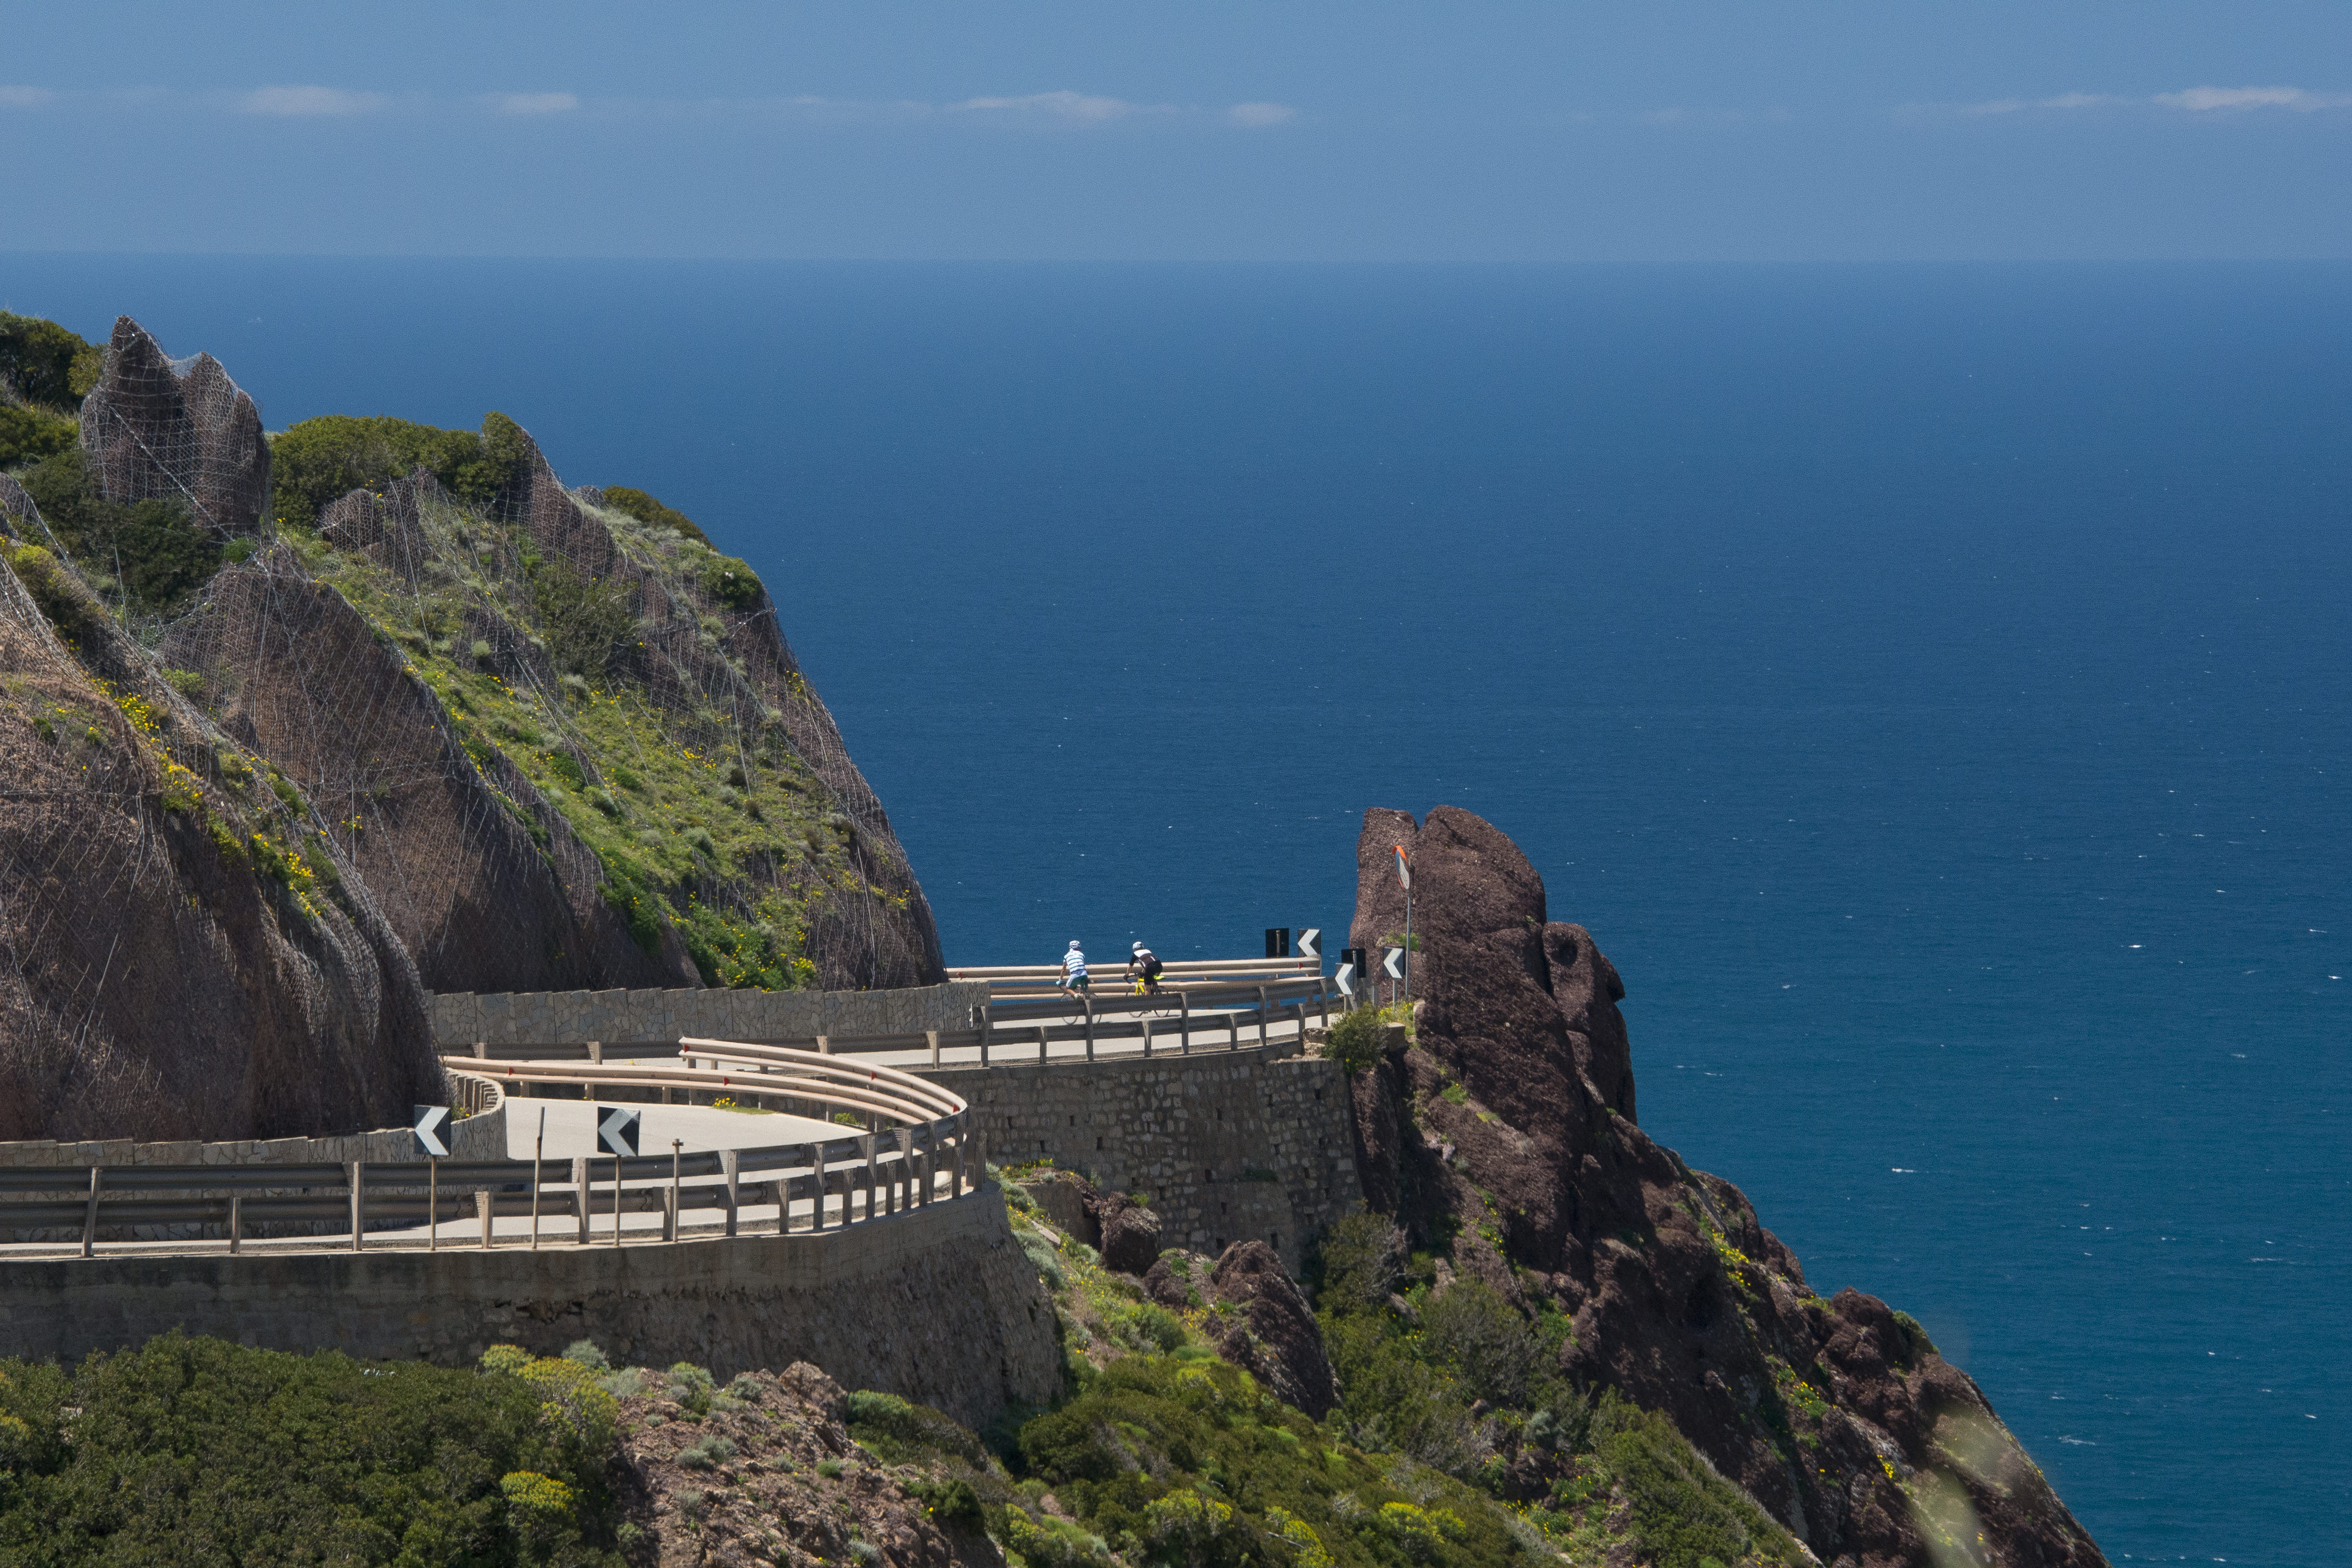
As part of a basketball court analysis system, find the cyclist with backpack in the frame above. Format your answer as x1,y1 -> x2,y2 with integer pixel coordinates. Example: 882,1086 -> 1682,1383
1128,941 -> 1165,995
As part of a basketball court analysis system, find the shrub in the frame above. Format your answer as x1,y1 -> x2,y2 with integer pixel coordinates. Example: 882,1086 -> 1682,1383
701,554 -> 763,610
162,667 -> 206,698
1322,1005 -> 1386,1078
676,1435 -> 735,1470
1129,1303 -> 1186,1353
908,1474 -> 983,1527
1420,1278 -> 1545,1408
530,556 -> 634,678
664,1361 -> 715,1416
5,542 -> 108,646
0,312 -> 100,408
17,449 -> 219,613
0,1333 -> 610,1566
560,1338 -> 610,1372
1308,1211 -> 1404,1313
599,484 -> 708,545
267,412 -> 523,529
0,403 -> 77,469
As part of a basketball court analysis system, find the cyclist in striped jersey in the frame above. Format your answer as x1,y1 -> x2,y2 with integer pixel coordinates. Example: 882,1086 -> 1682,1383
1060,940 -> 1090,994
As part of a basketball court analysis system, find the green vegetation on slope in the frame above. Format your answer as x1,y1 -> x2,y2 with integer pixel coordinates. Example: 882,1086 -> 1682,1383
0,1333 -> 623,1567
1309,1210 -> 1808,1568
268,412 -> 534,530
0,311 -> 102,409
266,414 -> 882,988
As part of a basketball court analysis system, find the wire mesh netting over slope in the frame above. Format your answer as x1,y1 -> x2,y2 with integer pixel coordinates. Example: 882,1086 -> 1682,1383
0,315 -> 944,1133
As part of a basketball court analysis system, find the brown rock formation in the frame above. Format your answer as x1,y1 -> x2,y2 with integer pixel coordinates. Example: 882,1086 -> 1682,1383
157,541 -> 696,995
1346,805 -> 2106,1568
0,540 -> 441,1141
1204,1240 -> 1341,1420
615,1361 -> 1001,1566
77,316 -> 270,537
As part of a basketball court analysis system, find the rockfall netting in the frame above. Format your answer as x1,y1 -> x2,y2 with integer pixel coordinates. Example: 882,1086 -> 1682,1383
5,316 -> 942,1094
0,466 -> 442,1142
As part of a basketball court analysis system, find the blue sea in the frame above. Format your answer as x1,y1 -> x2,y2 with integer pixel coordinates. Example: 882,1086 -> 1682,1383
6,257 -> 2346,1563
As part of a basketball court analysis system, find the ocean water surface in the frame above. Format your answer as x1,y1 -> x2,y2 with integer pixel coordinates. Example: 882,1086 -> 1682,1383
4,257 -> 2346,1563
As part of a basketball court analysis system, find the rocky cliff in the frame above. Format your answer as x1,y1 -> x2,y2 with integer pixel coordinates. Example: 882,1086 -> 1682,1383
0,312 -> 945,1137
1346,805 -> 2106,1568
0,487 -> 441,1141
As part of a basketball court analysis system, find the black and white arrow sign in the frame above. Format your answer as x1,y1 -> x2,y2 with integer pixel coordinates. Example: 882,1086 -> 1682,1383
598,1107 -> 642,1157
1382,947 -> 1405,980
1334,960 -> 1357,996
1298,927 -> 1321,959
412,1104 -> 451,1158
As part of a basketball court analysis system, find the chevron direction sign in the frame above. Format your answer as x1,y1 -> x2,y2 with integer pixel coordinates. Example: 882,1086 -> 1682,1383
412,1104 -> 451,1158
598,1107 -> 641,1157
1297,927 -> 1321,959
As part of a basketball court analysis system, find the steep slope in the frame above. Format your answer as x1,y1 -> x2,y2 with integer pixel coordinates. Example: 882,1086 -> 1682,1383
1346,806 -> 2106,1568
259,407 -> 945,993
0,483 -> 440,1141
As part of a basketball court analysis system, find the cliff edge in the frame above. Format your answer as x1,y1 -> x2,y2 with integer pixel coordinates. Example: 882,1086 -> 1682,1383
1346,805 -> 2106,1568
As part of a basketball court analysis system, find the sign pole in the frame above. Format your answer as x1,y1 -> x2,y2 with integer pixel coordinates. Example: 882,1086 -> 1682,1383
612,1153 -> 622,1248
428,1156 -> 438,1252
529,1108 -> 545,1250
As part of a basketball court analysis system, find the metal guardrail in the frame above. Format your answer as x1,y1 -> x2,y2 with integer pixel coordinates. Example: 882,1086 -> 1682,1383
3,1047 -> 976,1259
458,969 -> 1334,1071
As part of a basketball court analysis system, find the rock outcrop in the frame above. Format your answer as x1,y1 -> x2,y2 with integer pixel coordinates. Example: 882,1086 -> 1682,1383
1346,805 -> 2106,1568
614,1361 -> 1002,1567
0,531 -> 441,1141
77,316 -> 269,537
1204,1240 -> 1340,1419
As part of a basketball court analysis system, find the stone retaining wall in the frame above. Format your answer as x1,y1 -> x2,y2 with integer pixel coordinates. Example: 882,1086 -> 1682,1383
430,981 -> 989,1050
929,1040 -> 1361,1273
0,1186 -> 1057,1429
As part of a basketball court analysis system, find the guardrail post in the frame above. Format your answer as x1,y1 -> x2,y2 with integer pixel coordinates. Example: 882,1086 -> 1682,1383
81,1167 -> 100,1258
1257,985 -> 1270,1048
1140,1014 -> 1152,1059
227,1191 -> 242,1254
1083,995 -> 1095,1062
572,1157 -> 590,1245
1180,993 -> 1191,1054
927,1029 -> 940,1068
894,1128 -> 912,1212
812,1145 -> 828,1230
1036,1025 -> 1048,1065
951,1122 -> 965,1196
979,1002 -> 991,1067
860,1135 -> 878,1222
1318,978 -> 1330,1028
1229,1007 -> 1241,1053
588,1040 -> 602,1065
722,1150 -> 740,1237
349,1162 -> 365,1251
472,1040 -> 487,1059
816,1033 -> 831,1056
478,1191 -> 493,1249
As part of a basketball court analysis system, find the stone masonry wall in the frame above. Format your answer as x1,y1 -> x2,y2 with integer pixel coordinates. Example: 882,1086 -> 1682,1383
0,1185 -> 1058,1430
0,1104 -> 509,1170
430,981 -> 989,1051
928,1040 -> 1362,1274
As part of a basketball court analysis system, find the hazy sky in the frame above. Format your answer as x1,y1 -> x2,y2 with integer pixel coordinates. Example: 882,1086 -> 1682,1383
4,2 -> 2349,260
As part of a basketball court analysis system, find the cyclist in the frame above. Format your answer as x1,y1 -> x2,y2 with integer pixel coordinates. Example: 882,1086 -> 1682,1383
1060,940 -> 1090,995
1128,941 -> 1164,995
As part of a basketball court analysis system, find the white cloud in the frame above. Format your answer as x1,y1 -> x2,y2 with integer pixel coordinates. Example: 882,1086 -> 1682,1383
1226,101 -> 1296,128
0,86 -> 55,109
2156,85 -> 2352,113
490,92 -> 578,116
950,90 -> 1155,123
1951,85 -> 2350,117
237,85 -> 388,117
